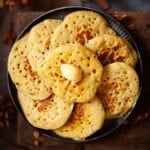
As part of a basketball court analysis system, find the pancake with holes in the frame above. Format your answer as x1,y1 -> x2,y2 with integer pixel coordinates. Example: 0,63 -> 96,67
122,38 -> 138,67
51,10 -> 116,48
85,34 -> 138,67
28,19 -> 62,72
18,92 -> 74,129
41,43 -> 103,103
98,62 -> 139,119
54,96 -> 105,140
8,33 -> 52,100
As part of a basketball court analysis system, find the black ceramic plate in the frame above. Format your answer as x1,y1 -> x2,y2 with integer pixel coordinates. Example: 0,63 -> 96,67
7,6 -> 143,143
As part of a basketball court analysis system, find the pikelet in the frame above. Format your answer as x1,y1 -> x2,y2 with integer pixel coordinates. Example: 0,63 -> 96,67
8,33 -> 52,100
51,10 -> 116,48
18,92 -> 74,130
40,43 -> 103,103
54,96 -> 105,140
28,19 -> 62,72
86,34 -> 137,67
98,62 -> 139,119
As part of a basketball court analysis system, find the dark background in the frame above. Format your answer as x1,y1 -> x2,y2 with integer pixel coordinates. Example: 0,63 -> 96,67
0,0 -> 150,149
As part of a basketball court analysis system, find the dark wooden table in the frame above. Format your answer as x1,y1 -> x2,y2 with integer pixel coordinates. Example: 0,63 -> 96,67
0,11 -> 150,150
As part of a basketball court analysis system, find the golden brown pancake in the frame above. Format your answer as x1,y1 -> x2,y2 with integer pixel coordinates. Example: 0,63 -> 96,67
18,92 -> 74,129
28,19 -> 62,72
86,34 -> 138,67
51,10 -> 116,48
54,96 -> 105,140
40,43 -> 103,103
8,33 -> 52,100
98,62 -> 139,119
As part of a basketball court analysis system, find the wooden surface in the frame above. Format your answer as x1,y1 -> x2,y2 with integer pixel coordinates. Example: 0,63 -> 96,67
0,11 -> 150,149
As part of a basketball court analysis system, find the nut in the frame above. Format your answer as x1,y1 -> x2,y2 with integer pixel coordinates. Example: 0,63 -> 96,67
61,64 -> 82,83
33,139 -> 39,146
33,130 -> 40,139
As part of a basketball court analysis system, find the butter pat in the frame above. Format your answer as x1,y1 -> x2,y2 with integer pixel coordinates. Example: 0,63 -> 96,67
61,64 -> 82,83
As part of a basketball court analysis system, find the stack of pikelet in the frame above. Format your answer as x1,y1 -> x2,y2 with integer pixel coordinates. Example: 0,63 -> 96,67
8,11 -> 139,141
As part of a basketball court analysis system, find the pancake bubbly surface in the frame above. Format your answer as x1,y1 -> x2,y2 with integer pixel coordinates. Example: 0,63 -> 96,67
54,96 -> 105,140
86,34 -> 138,67
18,92 -> 74,130
98,62 -> 139,119
51,10 -> 116,48
28,19 -> 62,72
8,33 -> 52,100
40,43 -> 103,103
